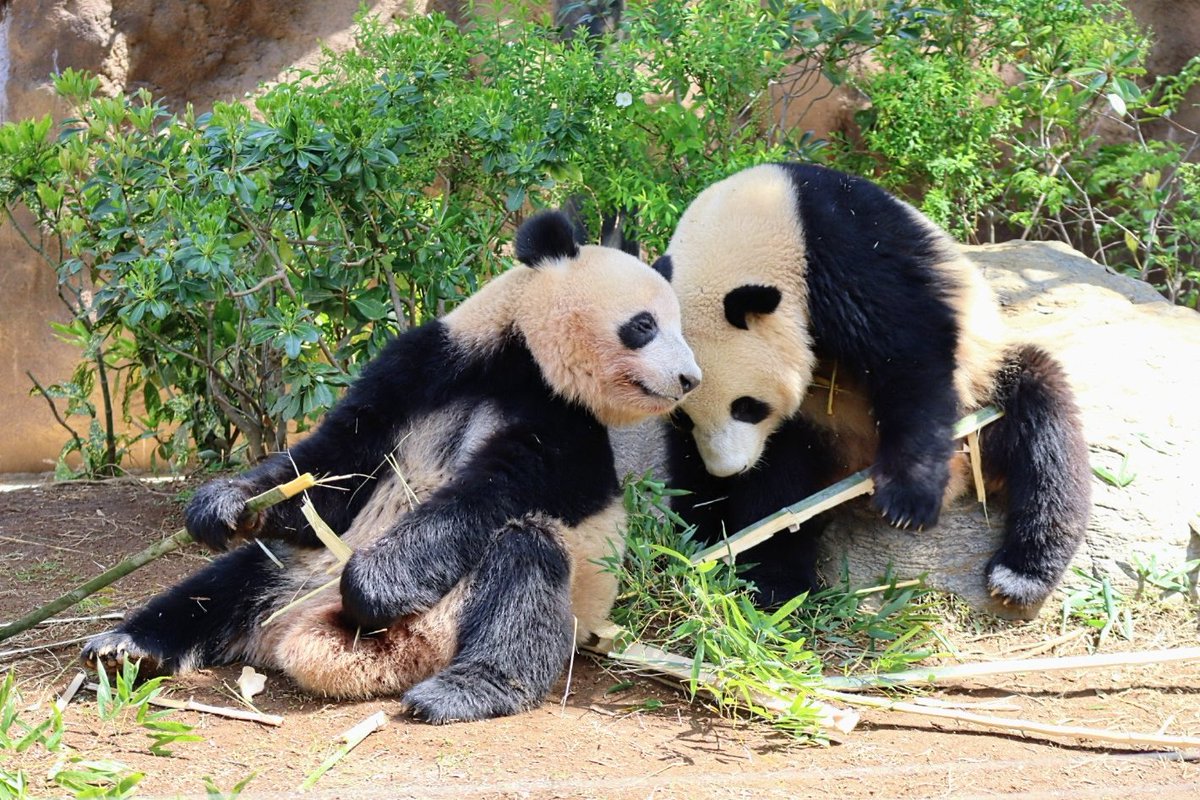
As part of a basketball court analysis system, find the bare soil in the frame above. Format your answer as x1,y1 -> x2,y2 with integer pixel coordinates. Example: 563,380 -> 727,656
1,479 -> 1198,799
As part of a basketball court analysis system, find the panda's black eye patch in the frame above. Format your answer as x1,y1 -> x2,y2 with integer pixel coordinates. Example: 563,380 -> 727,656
730,396 -> 771,424
618,312 -> 658,350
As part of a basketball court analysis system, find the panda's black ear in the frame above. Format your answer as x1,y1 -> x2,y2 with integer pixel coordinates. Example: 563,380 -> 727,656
650,254 -> 673,282
515,210 -> 581,267
724,285 -> 782,330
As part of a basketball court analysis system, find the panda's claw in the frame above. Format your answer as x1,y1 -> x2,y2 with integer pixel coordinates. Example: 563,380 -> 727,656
985,555 -> 1055,610
184,478 -> 264,552
81,631 -> 166,677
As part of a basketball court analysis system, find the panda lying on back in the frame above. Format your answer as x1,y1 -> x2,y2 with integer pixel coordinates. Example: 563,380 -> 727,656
83,211 -> 700,723
652,163 -> 1091,614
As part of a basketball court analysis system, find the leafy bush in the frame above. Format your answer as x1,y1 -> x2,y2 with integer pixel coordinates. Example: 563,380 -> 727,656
2,0 -> 916,475
828,0 -> 1200,304
1,0 -> 1196,475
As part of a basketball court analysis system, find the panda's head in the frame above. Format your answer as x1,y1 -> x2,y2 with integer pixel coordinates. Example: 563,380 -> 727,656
471,210 -> 701,427
654,164 -> 816,477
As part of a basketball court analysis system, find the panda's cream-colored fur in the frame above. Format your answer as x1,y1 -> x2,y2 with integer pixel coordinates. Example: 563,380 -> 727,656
670,163 -> 1006,489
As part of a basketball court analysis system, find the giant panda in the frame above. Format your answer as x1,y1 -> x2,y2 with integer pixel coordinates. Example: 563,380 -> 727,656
650,162 -> 1091,613
82,210 -> 701,723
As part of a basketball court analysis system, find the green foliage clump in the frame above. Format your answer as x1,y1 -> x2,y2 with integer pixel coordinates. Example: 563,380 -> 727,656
610,476 -> 946,740
827,0 -> 1200,304
3,0 -> 911,475
2,0 -> 1197,477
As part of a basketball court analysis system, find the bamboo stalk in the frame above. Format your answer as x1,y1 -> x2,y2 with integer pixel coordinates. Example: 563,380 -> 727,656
0,473 -> 317,642
83,683 -> 284,726
819,646 -> 1200,691
300,711 -> 388,790
691,407 -> 1005,566
813,686 -> 1200,749
0,634 -> 96,660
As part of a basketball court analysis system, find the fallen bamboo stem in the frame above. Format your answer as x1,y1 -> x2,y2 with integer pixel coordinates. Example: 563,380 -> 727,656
83,683 -> 284,726
300,711 -> 387,790
0,473 -> 317,643
0,613 -> 126,629
813,686 -> 1200,749
0,634 -> 96,661
692,407 -> 1004,565
819,646 -> 1200,691
55,671 -> 87,712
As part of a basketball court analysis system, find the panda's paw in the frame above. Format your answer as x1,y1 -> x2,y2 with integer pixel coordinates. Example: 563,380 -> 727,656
870,463 -> 944,531
184,478 -> 263,552
402,667 -> 531,724
985,553 -> 1054,610
81,631 -> 167,677
339,550 -> 441,630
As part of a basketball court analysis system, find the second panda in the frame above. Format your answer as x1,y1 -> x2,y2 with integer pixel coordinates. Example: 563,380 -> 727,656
651,163 -> 1091,613
83,211 -> 700,723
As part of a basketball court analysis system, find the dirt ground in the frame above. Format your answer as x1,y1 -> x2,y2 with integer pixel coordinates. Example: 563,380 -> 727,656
1,479 -> 1198,799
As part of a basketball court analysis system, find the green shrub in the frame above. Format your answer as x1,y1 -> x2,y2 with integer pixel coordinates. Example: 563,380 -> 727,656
4,1 -> 906,474
828,0 -> 1200,304
2,0 -> 1196,475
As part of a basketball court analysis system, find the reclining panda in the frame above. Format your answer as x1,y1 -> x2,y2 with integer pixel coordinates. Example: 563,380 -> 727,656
650,163 -> 1091,613
83,210 -> 700,723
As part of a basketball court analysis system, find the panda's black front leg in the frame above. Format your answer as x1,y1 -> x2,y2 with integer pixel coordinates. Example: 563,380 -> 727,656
866,363 -> 959,531
339,493 -> 512,630
83,543 -> 280,676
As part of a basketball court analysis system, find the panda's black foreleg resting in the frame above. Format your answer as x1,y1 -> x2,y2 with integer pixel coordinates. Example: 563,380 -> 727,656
338,493 -> 517,630
184,411 -> 401,552
865,360 -> 961,531
981,345 -> 1091,609
82,543 -> 279,676
401,514 -> 574,723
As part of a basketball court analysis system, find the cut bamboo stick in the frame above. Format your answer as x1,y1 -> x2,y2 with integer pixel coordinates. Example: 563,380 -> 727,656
813,686 -> 1200,749
300,711 -> 387,790
55,671 -> 87,712
0,473 -> 317,642
83,682 -> 284,726
691,406 -> 1005,566
819,646 -> 1200,691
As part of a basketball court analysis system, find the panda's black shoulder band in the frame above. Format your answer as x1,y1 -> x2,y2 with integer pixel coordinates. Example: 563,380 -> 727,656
515,210 -> 581,267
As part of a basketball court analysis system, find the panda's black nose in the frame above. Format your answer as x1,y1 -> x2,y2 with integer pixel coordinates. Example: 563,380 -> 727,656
679,373 -> 700,395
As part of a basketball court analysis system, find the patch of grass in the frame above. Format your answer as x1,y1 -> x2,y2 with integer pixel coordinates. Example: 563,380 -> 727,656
1091,450 -> 1137,488
202,773 -> 256,800
11,561 -> 68,584
95,659 -> 204,756
1,665 -> 218,799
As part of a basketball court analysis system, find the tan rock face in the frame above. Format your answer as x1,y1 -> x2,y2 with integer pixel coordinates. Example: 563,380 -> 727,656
818,241 -> 1200,614
0,0 -> 417,472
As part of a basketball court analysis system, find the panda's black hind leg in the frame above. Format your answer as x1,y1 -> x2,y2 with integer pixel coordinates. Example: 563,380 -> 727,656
981,345 -> 1091,612
402,515 -> 573,724
82,543 -> 281,676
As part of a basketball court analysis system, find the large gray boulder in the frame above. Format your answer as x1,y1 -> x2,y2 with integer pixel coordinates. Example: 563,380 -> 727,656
613,241 -> 1200,615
